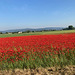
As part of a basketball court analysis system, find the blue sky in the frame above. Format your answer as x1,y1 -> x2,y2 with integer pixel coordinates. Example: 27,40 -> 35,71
0,0 -> 75,30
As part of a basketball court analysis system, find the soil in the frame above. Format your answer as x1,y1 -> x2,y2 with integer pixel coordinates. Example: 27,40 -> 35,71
0,65 -> 75,75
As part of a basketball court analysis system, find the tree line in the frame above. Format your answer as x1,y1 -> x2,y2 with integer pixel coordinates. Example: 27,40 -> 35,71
63,25 -> 75,30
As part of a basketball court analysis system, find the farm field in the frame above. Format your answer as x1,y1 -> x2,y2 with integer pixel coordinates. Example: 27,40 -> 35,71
0,30 -> 75,37
0,33 -> 75,68
0,32 -> 75,74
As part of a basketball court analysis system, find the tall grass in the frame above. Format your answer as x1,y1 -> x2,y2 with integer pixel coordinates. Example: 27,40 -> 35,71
0,49 -> 75,70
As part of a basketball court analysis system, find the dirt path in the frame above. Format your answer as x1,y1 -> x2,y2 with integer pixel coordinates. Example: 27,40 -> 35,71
0,65 -> 75,75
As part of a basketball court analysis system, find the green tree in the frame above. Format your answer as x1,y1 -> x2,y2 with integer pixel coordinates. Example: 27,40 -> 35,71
68,25 -> 74,30
0,32 -> 2,34
26,30 -> 30,33
6,32 -> 8,34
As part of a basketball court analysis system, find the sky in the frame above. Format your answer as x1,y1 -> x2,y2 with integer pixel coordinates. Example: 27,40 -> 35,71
0,0 -> 75,31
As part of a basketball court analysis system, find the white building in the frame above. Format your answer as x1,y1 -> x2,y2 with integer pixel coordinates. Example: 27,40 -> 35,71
18,31 -> 22,34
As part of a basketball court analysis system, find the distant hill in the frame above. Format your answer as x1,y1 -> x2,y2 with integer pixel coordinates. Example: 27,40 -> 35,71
1,27 -> 64,33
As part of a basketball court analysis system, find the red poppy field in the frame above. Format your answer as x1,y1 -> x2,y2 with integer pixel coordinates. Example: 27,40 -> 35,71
0,33 -> 75,69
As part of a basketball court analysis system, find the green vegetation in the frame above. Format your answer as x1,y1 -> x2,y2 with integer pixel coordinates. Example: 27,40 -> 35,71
63,25 -> 75,30
0,32 -> 2,34
0,30 -> 75,38
68,25 -> 74,30
0,49 -> 75,70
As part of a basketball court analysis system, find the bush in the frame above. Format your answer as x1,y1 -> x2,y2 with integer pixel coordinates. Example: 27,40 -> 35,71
0,32 -> 2,34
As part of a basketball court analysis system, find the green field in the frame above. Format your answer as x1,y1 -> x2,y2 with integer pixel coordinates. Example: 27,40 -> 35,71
0,30 -> 75,38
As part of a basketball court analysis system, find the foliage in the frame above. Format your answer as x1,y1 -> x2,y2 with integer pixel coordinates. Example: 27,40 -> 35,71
63,25 -> 75,30
0,32 -> 2,34
68,25 -> 74,30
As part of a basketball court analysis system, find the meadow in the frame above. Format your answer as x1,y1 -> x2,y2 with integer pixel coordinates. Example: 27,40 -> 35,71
0,30 -> 75,37
0,30 -> 75,70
